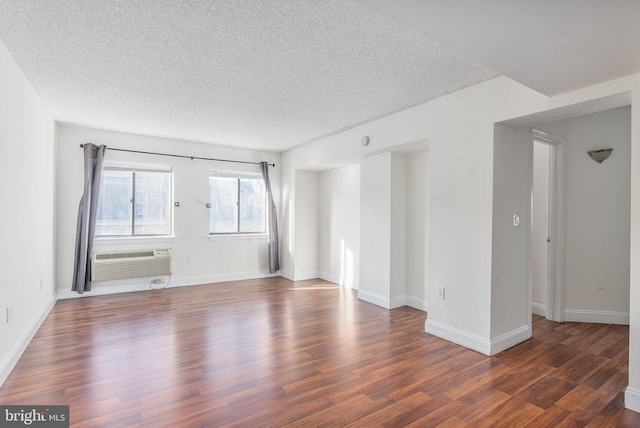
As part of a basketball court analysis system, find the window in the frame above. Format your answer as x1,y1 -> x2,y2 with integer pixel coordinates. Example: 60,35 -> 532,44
96,163 -> 173,237
209,172 -> 266,234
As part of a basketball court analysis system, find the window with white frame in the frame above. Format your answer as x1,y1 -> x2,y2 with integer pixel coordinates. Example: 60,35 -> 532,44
209,172 -> 266,234
96,162 -> 173,237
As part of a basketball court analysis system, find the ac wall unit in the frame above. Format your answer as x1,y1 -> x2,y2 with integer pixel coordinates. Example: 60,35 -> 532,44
91,249 -> 172,282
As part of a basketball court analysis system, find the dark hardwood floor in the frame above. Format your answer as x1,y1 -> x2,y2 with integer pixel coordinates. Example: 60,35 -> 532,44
1,277 -> 638,427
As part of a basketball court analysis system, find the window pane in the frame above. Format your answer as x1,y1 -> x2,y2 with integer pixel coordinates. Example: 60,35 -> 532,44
209,176 -> 238,233
133,171 -> 172,235
239,178 -> 265,233
96,170 -> 132,236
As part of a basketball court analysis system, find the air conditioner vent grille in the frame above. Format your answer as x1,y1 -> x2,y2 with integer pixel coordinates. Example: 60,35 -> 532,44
91,249 -> 172,282
95,250 -> 156,260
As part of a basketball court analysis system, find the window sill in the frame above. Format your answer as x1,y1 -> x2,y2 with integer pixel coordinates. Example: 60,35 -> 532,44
94,235 -> 176,245
208,234 -> 267,241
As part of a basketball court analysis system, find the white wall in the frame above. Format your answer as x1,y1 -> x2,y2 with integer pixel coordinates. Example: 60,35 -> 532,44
532,142 -> 550,312
490,124 -> 532,351
359,153 -> 393,305
317,152 -> 427,305
425,100 -> 496,344
358,151 -> 425,309
55,124 -> 280,296
292,170 -> 319,280
406,150 -> 429,310
318,164 -> 360,288
538,107 -> 631,321
390,153 -> 408,304
0,41 -> 56,385
629,86 -> 640,413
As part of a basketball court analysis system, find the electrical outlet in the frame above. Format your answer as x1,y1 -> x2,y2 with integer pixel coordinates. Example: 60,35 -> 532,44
186,255 -> 192,264
597,278 -> 606,289
6,306 -> 12,323
438,288 -> 445,300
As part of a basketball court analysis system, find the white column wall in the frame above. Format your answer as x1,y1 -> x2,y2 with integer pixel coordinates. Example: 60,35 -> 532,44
318,164 -> 360,288
489,124 -> 533,353
405,150 -> 429,311
627,80 -> 640,413
390,153 -> 408,306
292,170 -> 319,280
358,152 -> 409,308
358,153 -> 393,306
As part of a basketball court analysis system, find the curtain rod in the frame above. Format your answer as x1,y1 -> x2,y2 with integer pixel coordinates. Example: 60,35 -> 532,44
79,144 -> 275,167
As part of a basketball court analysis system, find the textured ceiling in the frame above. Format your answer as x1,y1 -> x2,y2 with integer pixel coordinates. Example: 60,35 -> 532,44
0,0 -> 497,152
355,0 -> 640,96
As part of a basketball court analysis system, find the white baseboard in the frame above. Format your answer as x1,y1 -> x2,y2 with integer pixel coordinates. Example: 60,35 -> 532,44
530,305 -> 629,325
357,289 -> 392,309
532,302 -> 547,317
0,298 -> 56,387
564,309 -> 629,325
357,291 -> 427,311
425,319 -> 491,355
356,291 -> 409,309
424,320 -> 530,356
58,279 -> 155,299
292,271 -> 319,281
389,295 -> 406,309
490,325 -> 531,355
169,271 -> 280,287
318,271 -> 338,284
279,270 -> 294,281
57,270 -> 280,299
625,387 -> 640,414
406,296 -> 428,312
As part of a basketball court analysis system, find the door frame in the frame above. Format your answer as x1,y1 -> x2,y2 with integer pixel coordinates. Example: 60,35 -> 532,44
531,128 -> 566,323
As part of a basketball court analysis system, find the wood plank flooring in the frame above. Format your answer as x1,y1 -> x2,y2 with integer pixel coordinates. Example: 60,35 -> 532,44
1,277 -> 638,427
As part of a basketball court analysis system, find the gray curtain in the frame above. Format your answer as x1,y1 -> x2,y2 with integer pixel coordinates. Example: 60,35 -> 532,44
260,161 -> 279,273
72,143 -> 107,294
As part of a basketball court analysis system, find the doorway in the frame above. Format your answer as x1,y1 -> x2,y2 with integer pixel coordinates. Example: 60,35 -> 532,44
532,140 -> 551,318
531,129 -> 565,323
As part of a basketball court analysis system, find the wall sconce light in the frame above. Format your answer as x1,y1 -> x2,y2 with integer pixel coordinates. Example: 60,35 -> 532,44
587,148 -> 613,163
